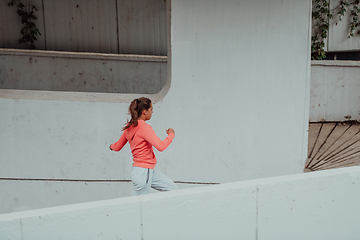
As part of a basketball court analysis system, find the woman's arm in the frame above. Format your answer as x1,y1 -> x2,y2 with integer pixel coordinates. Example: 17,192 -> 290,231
110,131 -> 128,151
141,124 -> 175,152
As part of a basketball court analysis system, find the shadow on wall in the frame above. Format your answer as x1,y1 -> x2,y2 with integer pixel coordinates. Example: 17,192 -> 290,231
0,49 -> 167,94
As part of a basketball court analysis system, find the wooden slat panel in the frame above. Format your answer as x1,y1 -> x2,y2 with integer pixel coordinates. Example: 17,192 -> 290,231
308,123 -> 348,168
304,123 -> 322,170
118,0 -> 167,55
307,123 -> 322,158
306,123 -> 337,168
1,0 -> 167,55
318,124 -> 360,161
0,0 -> 21,49
43,0 -> 118,53
306,123 -> 360,171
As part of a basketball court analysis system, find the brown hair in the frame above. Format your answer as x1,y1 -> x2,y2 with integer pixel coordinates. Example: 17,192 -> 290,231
123,97 -> 152,130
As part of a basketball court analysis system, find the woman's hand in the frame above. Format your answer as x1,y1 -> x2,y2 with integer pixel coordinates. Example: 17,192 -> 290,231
166,128 -> 175,135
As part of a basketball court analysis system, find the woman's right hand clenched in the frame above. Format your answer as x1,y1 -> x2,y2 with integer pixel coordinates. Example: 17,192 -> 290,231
166,128 -> 175,135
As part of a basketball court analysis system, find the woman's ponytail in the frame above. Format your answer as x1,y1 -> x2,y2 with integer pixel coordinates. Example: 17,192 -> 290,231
123,97 -> 152,130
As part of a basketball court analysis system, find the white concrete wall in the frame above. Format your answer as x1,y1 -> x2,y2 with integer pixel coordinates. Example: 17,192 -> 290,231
1,166 -> 359,240
0,0 -> 311,213
310,61 -> 360,122
162,0 -> 311,181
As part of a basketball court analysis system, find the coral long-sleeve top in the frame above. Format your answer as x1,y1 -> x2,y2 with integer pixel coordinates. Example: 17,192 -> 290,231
110,120 -> 174,169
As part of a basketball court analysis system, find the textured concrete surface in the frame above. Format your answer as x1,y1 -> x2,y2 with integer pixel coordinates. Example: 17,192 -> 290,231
141,184 -> 256,240
310,61 -> 360,122
0,49 -> 167,94
1,166 -> 359,240
257,166 -> 360,240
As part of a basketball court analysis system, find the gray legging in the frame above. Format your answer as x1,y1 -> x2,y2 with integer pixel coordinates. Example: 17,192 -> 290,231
131,166 -> 178,196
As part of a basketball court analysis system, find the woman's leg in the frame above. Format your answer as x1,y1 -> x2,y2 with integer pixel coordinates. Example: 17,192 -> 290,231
131,167 -> 152,196
151,168 -> 178,192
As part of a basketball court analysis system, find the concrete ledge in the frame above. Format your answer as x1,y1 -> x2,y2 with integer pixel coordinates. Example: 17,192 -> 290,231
0,49 -> 170,103
1,166 -> 359,240
0,89 -> 152,103
0,49 -> 167,63
0,198 -> 142,240
311,60 -> 360,67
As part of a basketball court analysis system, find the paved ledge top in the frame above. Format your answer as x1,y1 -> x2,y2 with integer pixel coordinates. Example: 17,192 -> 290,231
311,60 -> 360,67
0,48 -> 167,63
0,87 -> 169,104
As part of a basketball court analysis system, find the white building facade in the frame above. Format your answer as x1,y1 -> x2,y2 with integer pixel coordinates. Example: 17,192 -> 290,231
0,0 -> 312,213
